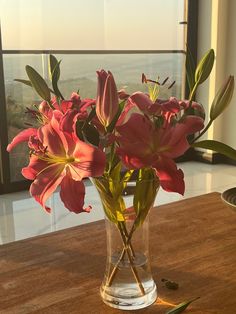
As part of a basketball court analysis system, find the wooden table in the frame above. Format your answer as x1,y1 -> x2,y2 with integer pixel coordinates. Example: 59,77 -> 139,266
0,192 -> 236,314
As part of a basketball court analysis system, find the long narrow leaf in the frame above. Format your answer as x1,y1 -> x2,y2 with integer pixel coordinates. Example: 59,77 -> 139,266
185,45 -> 196,93
25,65 -> 51,101
192,140 -> 236,160
106,100 -> 126,133
14,79 -> 32,87
133,169 -> 159,229
49,55 -> 60,80
14,78 -> 55,94
166,297 -> 200,314
49,55 -> 64,100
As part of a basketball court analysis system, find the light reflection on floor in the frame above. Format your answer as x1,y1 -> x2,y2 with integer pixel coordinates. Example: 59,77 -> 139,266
0,162 -> 235,244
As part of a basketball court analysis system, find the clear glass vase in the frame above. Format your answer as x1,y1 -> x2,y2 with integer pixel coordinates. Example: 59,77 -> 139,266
93,175 -> 159,310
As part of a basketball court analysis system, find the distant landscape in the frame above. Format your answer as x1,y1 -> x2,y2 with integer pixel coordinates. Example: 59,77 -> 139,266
3,53 -> 185,181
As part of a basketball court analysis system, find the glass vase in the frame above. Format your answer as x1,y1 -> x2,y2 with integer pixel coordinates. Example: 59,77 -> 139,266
93,175 -> 159,310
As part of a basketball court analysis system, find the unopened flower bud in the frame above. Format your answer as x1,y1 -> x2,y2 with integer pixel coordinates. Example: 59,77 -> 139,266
210,75 -> 234,120
195,49 -> 215,84
96,70 -> 119,128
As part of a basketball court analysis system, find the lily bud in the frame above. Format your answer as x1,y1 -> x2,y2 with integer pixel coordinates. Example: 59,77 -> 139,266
210,75 -> 234,120
195,49 -> 215,84
96,70 -> 119,128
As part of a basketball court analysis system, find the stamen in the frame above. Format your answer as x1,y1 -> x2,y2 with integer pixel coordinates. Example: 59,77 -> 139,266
162,77 -> 169,85
168,81 -> 176,89
142,73 -> 160,85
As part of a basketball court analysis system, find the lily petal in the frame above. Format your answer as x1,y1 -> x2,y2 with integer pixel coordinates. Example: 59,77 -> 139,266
153,158 -> 185,195
30,163 -> 66,212
38,110 -> 69,156
160,115 -> 204,158
60,175 -> 91,213
7,128 -> 37,152
129,92 -> 154,114
70,141 -> 106,180
22,155 -> 49,180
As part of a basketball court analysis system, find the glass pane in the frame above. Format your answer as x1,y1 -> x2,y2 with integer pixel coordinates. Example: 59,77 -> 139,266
57,53 -> 184,99
3,55 -> 43,182
104,0 -> 186,50
3,52 -> 184,182
1,0 -> 185,50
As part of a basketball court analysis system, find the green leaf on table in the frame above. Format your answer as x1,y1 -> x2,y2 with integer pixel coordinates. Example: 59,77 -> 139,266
192,140 -> 236,161
195,49 -> 214,85
166,297 -> 200,314
25,65 -> 51,102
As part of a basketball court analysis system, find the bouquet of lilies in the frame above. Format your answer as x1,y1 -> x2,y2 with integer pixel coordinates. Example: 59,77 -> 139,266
7,51 -> 235,218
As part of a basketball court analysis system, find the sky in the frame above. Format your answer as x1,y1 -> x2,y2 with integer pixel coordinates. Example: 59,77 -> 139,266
0,0 -> 185,50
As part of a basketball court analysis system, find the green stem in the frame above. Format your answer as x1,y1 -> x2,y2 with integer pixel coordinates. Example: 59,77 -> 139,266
120,221 -> 135,258
189,82 -> 199,102
107,248 -> 126,286
117,223 -> 145,296
191,119 -> 213,144
107,224 -> 135,286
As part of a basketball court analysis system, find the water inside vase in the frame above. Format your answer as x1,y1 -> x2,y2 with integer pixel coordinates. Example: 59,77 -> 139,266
100,251 -> 157,310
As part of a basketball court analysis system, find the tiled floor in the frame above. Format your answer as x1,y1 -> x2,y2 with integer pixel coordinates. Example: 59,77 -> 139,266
0,161 -> 235,244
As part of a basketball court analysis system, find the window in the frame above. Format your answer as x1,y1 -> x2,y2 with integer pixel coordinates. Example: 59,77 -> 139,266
0,0 -> 197,193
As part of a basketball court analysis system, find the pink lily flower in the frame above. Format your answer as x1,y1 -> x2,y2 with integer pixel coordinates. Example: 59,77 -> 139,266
19,110 -> 106,213
129,92 -> 181,116
38,93 -> 91,123
116,113 -> 204,195
96,70 -> 119,128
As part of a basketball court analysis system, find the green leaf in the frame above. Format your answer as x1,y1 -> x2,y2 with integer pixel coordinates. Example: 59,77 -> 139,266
82,123 -> 100,146
14,79 -> 33,87
133,169 -> 159,229
25,65 -> 51,102
166,297 -> 200,314
14,78 -> 55,95
210,75 -> 234,120
195,49 -> 215,84
185,45 -> 196,92
83,107 -> 96,125
93,176 -> 128,223
75,120 -> 84,141
192,140 -> 236,160
106,100 -> 126,133
79,107 -> 98,144
49,54 -> 60,81
49,55 -> 64,100
109,162 -> 122,182
92,178 -> 118,223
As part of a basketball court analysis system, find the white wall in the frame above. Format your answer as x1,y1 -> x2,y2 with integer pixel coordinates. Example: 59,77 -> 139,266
221,0 -> 236,146
197,0 -> 236,148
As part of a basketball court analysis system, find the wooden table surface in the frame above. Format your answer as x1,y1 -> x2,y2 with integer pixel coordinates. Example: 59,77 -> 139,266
0,192 -> 236,314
